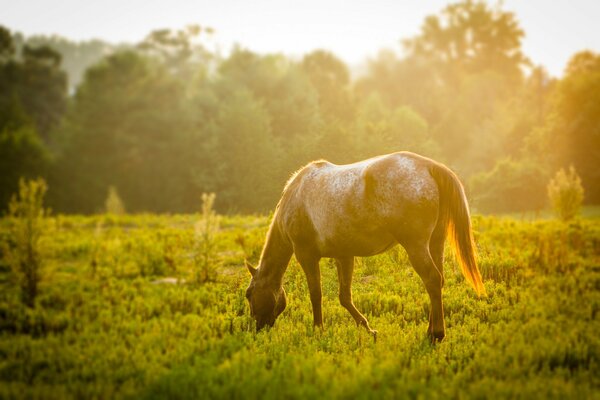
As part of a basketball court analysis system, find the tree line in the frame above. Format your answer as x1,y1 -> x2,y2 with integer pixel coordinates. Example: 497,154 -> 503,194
1,1 -> 598,214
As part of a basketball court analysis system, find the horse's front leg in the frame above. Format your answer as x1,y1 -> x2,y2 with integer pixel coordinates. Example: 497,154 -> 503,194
297,253 -> 323,328
335,257 -> 377,338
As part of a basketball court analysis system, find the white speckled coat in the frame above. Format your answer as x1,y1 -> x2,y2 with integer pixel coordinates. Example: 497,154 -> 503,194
280,152 -> 440,257
246,151 -> 485,340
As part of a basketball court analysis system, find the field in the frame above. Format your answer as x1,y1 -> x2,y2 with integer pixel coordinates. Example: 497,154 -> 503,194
0,213 -> 599,399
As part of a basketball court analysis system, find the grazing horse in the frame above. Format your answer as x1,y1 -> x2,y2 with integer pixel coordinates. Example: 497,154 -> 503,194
245,151 -> 485,341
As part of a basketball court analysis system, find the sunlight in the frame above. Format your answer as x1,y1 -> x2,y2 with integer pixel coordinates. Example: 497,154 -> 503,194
0,0 -> 599,398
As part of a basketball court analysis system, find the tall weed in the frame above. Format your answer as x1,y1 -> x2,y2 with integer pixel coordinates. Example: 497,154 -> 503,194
193,193 -> 220,284
3,179 -> 48,307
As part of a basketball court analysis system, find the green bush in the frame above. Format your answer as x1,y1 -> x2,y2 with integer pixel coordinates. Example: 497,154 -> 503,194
2,178 -> 48,307
470,158 -> 549,213
547,166 -> 584,221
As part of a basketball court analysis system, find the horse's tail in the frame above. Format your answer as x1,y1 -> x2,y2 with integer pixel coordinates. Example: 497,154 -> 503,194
429,163 -> 486,296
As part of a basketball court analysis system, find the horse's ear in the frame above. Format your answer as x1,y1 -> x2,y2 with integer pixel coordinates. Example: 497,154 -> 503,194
245,260 -> 257,277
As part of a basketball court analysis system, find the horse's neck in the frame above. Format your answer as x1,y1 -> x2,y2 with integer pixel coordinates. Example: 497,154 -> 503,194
257,219 -> 293,288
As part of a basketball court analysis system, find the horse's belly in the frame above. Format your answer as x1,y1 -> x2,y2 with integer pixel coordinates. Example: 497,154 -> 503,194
317,224 -> 396,257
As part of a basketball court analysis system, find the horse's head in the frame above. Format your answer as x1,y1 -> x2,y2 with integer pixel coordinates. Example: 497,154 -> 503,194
245,262 -> 287,330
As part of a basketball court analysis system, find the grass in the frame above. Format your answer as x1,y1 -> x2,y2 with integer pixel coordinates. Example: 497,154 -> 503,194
0,213 -> 598,399
484,205 -> 600,221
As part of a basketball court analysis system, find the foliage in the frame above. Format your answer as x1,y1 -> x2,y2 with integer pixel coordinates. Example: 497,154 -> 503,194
403,0 -> 529,87
55,50 -> 191,213
137,25 -> 214,82
12,32 -> 128,92
547,166 -> 584,222
470,158 -> 549,213
2,178 -> 48,307
0,30 -> 67,139
301,50 -> 353,122
197,89 -> 282,212
16,45 -> 68,140
550,50 -> 600,202
0,126 -> 50,209
0,28 -> 66,212
353,98 -> 440,160
0,213 -> 598,398
1,1 -> 600,215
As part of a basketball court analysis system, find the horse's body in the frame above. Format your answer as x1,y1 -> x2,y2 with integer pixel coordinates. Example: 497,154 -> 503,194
246,152 -> 485,340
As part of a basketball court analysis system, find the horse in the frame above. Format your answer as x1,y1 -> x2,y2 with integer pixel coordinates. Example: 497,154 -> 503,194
245,151 -> 485,341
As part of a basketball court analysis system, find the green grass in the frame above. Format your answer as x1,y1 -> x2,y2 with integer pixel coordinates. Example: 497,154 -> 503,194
484,205 -> 600,221
0,214 -> 598,399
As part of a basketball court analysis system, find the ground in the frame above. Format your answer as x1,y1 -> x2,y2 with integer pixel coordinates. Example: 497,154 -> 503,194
0,213 -> 598,399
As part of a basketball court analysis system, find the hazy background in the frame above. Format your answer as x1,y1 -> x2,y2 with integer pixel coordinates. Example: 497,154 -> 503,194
0,0 -> 599,215
3,0 -> 599,76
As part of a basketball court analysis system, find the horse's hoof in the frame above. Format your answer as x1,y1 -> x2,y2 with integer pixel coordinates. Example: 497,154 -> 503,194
429,331 -> 445,343
370,329 -> 378,342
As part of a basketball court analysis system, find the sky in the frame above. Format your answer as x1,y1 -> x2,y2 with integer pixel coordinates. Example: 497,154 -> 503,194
1,0 -> 599,77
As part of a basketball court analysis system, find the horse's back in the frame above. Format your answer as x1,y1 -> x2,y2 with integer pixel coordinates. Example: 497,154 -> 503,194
281,152 -> 440,257
363,152 -> 439,212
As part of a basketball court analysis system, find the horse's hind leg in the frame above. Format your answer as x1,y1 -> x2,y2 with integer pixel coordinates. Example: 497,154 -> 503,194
335,257 -> 377,337
429,220 -> 446,288
403,241 -> 445,341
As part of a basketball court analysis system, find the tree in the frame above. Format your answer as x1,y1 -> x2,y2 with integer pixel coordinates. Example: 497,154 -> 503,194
137,25 -> 214,84
193,89 -> 281,212
56,51 -> 191,212
356,50 -> 444,123
433,69 -> 512,170
402,1 -> 530,173
0,26 -> 15,62
551,51 -> 600,202
353,95 -> 440,160
217,49 -> 321,141
495,66 -> 554,158
17,45 -> 67,140
17,33 -> 125,91
564,50 -> 600,76
216,49 -> 322,176
0,26 -> 60,210
404,0 -> 529,89
0,27 -> 67,140
301,50 -> 353,121
470,158 -> 549,213
356,2 -> 530,176
0,127 -> 49,208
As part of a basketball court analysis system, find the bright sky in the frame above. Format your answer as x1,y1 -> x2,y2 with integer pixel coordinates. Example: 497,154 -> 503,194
1,0 -> 599,77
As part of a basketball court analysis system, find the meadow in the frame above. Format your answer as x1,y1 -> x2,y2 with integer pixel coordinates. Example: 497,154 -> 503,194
0,212 -> 599,399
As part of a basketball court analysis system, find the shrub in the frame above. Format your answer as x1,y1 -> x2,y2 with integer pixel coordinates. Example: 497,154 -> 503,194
193,193 -> 220,284
547,166 -> 584,221
104,186 -> 126,215
470,158 -> 549,213
3,178 -> 48,307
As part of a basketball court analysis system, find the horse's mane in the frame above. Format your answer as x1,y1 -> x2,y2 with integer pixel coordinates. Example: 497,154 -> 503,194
275,159 -> 328,213
282,160 -> 327,196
